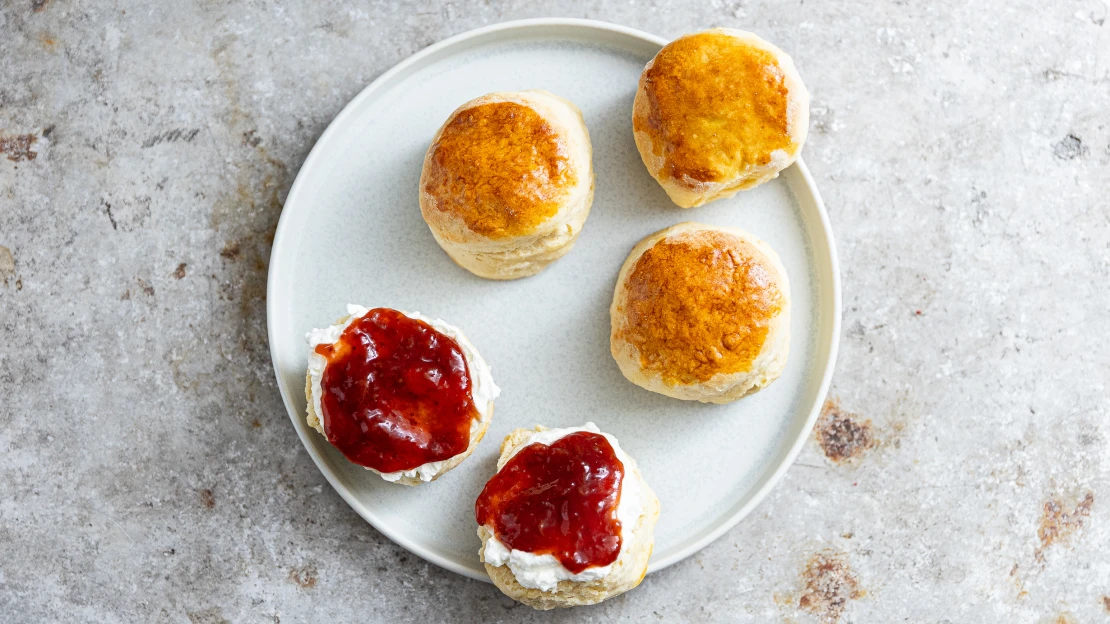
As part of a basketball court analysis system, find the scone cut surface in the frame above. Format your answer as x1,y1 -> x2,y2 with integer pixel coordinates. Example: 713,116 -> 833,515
305,305 -> 498,486
633,29 -> 809,207
476,425 -> 660,609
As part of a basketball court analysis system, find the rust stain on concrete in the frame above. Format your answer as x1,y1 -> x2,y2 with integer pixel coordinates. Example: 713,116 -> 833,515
0,132 -> 38,162
816,398 -> 876,463
0,246 -> 14,284
1035,491 -> 1094,561
798,550 -> 864,624
289,564 -> 318,589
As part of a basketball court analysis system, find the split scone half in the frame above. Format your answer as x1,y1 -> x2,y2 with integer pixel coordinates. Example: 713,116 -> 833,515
475,423 -> 660,609
610,222 -> 790,403
419,90 -> 595,280
305,305 -> 499,486
633,28 -> 810,208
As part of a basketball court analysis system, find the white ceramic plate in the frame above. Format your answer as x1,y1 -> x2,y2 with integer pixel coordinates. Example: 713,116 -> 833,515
267,18 -> 840,582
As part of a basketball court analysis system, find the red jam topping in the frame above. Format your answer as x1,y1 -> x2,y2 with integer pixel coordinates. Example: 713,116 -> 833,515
314,308 -> 478,473
475,431 -> 625,574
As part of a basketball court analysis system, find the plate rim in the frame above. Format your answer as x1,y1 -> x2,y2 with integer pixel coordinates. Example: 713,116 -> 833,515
266,17 -> 842,583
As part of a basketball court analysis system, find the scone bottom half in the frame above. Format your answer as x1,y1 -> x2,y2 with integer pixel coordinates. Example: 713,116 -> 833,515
304,305 -> 499,486
476,425 -> 660,610
633,28 -> 810,208
610,222 -> 791,403
419,90 -> 595,280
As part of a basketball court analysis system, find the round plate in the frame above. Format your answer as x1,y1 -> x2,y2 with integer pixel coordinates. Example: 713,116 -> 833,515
267,18 -> 840,582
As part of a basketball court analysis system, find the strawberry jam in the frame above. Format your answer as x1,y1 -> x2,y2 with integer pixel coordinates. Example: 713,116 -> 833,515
475,431 -> 625,574
314,308 -> 478,473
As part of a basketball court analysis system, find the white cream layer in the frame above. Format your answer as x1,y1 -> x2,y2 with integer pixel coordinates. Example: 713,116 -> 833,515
480,422 -> 644,592
306,304 -> 499,482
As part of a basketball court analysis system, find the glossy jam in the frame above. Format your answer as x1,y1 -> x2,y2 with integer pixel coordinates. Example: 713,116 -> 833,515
315,308 -> 478,473
475,431 -> 625,574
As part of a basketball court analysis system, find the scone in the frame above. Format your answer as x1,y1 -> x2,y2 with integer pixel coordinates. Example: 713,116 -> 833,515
633,29 -> 810,208
304,305 -> 499,486
475,423 -> 660,610
419,90 -> 595,280
610,223 -> 790,403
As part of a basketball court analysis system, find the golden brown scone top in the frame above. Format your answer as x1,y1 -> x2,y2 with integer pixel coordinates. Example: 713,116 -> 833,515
635,31 -> 795,184
618,229 -> 783,385
423,101 -> 575,239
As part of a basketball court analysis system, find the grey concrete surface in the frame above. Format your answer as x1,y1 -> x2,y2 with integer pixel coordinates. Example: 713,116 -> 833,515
2,0 -> 1109,622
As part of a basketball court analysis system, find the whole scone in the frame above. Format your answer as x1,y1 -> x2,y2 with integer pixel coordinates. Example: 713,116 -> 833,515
419,90 -> 595,279
476,424 -> 660,609
305,305 -> 499,486
610,223 -> 790,403
633,28 -> 810,208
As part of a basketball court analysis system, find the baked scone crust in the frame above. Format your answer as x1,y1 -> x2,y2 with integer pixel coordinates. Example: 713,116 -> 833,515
420,90 -> 594,279
610,222 -> 791,403
478,426 -> 660,610
633,29 -> 810,208
304,314 -> 493,487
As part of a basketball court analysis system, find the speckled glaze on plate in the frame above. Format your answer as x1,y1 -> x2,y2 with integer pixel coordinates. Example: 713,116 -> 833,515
266,18 -> 841,582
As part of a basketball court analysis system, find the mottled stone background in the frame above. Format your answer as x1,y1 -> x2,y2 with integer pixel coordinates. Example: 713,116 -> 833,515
2,0 -> 1108,622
